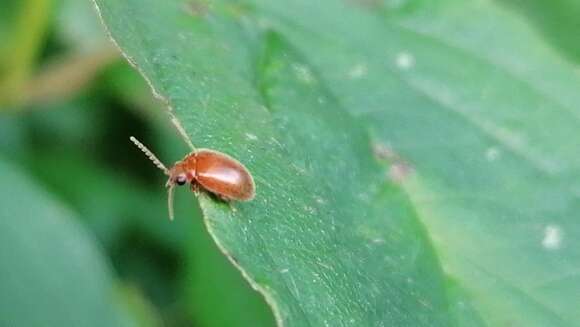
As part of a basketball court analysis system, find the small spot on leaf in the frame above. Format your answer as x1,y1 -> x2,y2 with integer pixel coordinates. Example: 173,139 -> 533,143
373,143 -> 414,183
542,224 -> 563,250
292,63 -> 316,84
245,132 -> 258,141
389,162 -> 413,183
395,51 -> 415,70
348,63 -> 368,79
485,146 -> 501,162
184,0 -> 209,16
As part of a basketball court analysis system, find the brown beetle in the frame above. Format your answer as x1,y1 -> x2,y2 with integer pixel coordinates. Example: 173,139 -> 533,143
129,126 -> 255,220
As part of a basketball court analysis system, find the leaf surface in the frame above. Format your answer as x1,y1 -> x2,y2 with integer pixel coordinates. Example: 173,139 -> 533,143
0,158 -> 133,327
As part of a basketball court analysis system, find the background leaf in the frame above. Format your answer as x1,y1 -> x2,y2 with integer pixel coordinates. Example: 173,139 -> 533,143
0,157 -> 134,327
93,0 -> 580,326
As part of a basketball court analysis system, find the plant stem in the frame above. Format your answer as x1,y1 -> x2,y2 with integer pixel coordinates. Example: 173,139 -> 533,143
0,0 -> 52,107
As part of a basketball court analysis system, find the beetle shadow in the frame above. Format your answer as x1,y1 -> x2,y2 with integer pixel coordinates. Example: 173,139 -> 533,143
196,189 -> 234,210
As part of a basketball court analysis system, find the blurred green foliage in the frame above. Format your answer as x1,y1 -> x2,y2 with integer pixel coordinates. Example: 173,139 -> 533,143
0,0 -> 275,326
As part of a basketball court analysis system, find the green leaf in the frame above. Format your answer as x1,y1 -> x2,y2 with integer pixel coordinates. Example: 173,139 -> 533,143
0,158 -> 134,327
93,0 -> 580,326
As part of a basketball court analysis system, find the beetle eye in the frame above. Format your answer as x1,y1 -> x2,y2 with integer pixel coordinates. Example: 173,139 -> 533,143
175,175 -> 187,186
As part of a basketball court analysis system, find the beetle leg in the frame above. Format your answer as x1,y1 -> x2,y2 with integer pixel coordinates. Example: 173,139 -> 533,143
229,202 -> 237,212
190,182 -> 200,194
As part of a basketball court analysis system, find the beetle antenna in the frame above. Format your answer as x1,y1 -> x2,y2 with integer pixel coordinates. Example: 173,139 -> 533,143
167,184 -> 175,221
129,136 -> 169,175
170,114 -> 196,151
